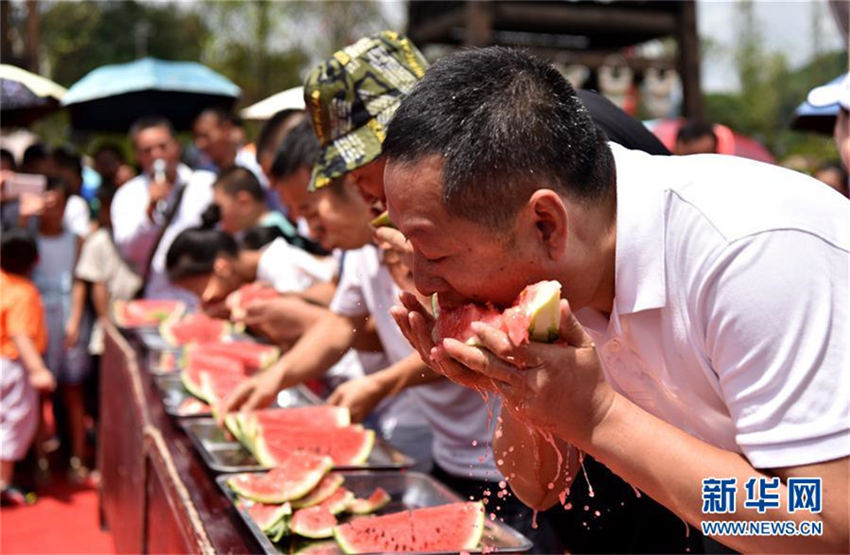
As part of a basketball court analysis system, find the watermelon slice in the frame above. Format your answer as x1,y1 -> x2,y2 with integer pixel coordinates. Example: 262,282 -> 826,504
318,487 -> 354,515
253,426 -> 375,467
333,502 -> 485,554
200,371 -> 252,410
180,352 -> 247,401
226,282 -> 280,321
113,299 -> 185,328
184,340 -> 280,370
434,280 -> 562,347
176,397 -> 210,417
243,406 -> 351,442
291,505 -> 338,539
238,499 -> 292,534
160,313 -> 231,346
227,452 -> 334,504
347,487 -> 390,515
291,473 -> 345,509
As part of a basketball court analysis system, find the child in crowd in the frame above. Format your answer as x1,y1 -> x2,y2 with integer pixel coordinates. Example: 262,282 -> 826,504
212,166 -> 297,240
30,178 -> 93,482
0,229 -> 57,505
72,186 -> 142,355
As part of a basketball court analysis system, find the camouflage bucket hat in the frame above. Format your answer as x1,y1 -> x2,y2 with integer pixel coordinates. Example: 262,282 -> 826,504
303,30 -> 428,189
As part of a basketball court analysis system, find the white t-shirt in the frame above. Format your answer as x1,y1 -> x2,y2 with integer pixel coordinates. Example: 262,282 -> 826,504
111,163 -> 215,307
577,144 -> 849,469
330,245 -> 500,480
63,194 -> 90,238
256,238 -> 337,293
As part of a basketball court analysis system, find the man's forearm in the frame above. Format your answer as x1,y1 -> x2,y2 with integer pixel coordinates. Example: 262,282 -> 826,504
579,393 -> 848,553
66,280 -> 87,330
496,409 -> 578,510
274,311 -> 360,390
372,353 -> 444,398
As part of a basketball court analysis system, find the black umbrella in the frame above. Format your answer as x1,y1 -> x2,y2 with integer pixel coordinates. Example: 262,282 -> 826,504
61,57 -> 241,132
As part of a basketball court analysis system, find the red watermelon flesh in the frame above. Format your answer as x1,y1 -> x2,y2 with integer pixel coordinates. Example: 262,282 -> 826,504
246,406 -> 351,440
291,473 -> 345,509
239,499 -> 292,532
333,501 -> 485,554
114,299 -> 185,327
291,505 -> 338,539
254,426 -> 374,467
200,370 -> 252,407
160,313 -> 230,346
433,280 -> 562,347
227,282 -> 280,320
180,352 -> 248,401
185,341 -> 279,370
347,487 -> 391,515
227,452 -> 334,504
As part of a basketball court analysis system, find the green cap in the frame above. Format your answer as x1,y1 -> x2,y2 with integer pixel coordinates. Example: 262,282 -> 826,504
303,30 -> 428,189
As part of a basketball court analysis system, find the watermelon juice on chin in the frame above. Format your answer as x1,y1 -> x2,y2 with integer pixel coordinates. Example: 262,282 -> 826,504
432,280 -> 563,348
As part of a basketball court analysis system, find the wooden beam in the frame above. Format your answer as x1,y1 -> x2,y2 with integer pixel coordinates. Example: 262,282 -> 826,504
465,0 -> 492,47
676,0 -> 703,118
408,7 -> 465,44
492,3 -> 677,36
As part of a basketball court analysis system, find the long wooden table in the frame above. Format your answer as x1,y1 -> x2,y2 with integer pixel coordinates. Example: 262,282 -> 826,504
99,321 -> 262,554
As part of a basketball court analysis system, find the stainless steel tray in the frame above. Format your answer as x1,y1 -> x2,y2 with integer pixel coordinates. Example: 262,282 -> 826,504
154,374 -> 320,418
181,417 -> 413,473
146,347 -> 182,375
216,470 -> 532,554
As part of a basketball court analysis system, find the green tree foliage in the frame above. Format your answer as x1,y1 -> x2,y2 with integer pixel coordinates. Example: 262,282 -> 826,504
704,1 -> 844,162
41,0 -> 208,88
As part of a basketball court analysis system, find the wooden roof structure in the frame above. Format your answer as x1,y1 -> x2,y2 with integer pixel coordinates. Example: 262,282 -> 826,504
407,0 -> 702,118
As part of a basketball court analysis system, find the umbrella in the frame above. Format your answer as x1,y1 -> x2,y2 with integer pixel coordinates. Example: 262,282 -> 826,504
239,86 -> 305,120
1,64 -> 67,127
644,118 -> 776,164
62,57 -> 241,132
790,74 -> 846,134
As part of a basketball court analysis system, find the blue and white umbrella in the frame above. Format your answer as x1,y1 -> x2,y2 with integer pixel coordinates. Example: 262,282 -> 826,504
1,64 -> 67,127
62,57 -> 241,132
791,74 -> 847,134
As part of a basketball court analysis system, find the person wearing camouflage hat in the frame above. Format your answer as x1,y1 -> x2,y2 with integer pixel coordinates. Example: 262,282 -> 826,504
303,30 -> 427,210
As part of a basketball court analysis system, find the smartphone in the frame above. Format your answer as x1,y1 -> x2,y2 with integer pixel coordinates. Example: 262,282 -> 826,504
4,173 -> 47,197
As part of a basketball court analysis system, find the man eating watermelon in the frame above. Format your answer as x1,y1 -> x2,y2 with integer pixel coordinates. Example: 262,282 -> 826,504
382,47 -> 849,553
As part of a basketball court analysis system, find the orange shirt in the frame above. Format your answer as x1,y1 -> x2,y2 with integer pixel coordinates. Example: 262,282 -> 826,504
0,270 -> 47,359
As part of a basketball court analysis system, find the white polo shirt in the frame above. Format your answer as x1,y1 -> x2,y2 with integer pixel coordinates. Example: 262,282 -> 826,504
112,163 -> 215,307
577,144 -> 849,469
331,245 -> 501,480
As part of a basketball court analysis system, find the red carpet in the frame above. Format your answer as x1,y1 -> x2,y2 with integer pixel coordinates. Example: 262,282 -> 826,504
0,478 -> 113,554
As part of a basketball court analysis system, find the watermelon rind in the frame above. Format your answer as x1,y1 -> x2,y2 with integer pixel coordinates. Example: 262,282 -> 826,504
180,368 -> 208,402
227,456 -> 333,504
346,487 -> 390,515
291,506 -> 337,539
224,413 -> 244,442
291,473 -> 345,509
269,517 -> 290,542
250,502 -> 292,533
522,280 -> 562,342
333,501 -> 485,554
321,488 -> 354,515
112,299 -> 186,328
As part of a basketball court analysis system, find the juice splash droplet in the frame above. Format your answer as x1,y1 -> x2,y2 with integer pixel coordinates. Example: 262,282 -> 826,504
531,510 -> 539,529
594,510 -> 601,517
498,480 -> 507,489
472,440 -> 478,446
547,482 -> 555,490
583,505 -> 589,511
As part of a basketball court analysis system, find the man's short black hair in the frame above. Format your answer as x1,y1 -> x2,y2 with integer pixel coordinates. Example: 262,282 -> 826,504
213,166 -> 265,202
22,143 -> 48,168
1,228 -> 39,275
676,120 -> 717,146
93,142 -> 126,162
196,107 -> 242,128
51,147 -> 83,179
0,148 -> 16,170
270,119 -> 320,180
383,47 -> 614,227
128,115 -> 176,144
256,109 -> 305,164
166,227 -> 238,283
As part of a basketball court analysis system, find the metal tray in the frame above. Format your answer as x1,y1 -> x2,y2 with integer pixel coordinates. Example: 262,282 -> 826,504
146,347 -> 182,375
154,374 -> 321,419
181,417 -> 413,474
216,470 -> 532,554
